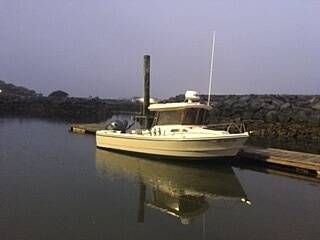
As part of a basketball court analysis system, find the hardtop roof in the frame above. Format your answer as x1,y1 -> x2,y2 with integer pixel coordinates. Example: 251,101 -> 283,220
148,102 -> 212,112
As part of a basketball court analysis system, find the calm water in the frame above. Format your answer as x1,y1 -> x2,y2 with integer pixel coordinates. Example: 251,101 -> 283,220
0,118 -> 319,240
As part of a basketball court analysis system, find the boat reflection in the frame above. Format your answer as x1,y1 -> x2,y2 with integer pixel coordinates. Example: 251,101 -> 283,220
95,149 -> 251,225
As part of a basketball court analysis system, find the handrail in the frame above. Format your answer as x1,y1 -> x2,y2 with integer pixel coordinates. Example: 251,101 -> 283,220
206,122 -> 247,134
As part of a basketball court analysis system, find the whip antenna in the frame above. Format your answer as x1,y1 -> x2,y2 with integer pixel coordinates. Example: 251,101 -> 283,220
207,31 -> 216,106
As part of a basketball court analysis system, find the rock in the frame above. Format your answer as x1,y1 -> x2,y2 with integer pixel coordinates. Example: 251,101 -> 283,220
308,112 -> 320,125
238,95 -> 251,103
278,113 -> 292,123
261,103 -> 276,111
310,96 -> 320,104
242,111 -> 253,119
292,110 -> 307,122
311,102 -> 320,110
272,98 -> 284,108
265,111 -> 278,122
280,102 -> 291,111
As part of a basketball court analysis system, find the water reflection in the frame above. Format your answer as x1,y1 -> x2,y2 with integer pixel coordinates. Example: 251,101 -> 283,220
95,150 -> 251,225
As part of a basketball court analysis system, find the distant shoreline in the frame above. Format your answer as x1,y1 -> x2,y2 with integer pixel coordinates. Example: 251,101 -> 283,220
0,95 -> 139,123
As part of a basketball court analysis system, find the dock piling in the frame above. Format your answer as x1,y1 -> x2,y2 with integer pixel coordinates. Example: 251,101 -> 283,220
143,55 -> 150,129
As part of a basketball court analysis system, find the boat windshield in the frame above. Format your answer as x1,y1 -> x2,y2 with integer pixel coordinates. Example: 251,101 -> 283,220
154,109 -> 208,126
156,110 -> 183,125
181,109 -> 198,125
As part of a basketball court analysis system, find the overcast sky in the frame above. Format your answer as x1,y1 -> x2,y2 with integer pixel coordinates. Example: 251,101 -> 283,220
0,0 -> 319,98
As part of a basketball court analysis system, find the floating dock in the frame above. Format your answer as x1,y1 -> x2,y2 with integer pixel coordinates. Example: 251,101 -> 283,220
70,123 -> 105,134
238,147 -> 320,177
69,123 -> 320,177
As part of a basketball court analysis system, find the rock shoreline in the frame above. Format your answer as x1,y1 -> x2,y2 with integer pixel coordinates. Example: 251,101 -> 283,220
210,95 -> 319,141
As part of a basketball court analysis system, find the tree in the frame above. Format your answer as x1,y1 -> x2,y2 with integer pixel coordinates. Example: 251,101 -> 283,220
48,90 -> 69,98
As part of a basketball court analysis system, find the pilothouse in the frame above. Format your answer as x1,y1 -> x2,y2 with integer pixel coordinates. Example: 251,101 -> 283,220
152,91 -> 210,126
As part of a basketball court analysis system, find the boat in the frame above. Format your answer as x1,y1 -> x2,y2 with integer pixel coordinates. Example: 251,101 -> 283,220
96,90 -> 249,159
95,149 -> 251,224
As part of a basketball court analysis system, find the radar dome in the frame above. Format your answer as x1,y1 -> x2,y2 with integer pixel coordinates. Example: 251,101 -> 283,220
185,90 -> 199,103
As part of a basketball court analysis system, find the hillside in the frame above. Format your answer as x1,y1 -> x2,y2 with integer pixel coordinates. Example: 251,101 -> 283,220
0,80 -> 38,97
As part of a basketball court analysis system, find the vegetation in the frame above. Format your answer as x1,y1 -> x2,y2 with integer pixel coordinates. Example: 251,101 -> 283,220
48,90 -> 69,98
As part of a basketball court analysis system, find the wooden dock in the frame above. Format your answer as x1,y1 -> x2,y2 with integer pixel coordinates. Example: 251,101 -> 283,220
69,123 -> 320,177
238,147 -> 320,177
69,123 -> 105,134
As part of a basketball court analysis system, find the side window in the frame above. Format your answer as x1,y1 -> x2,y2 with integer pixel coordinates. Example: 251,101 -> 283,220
204,110 -> 208,124
197,109 -> 208,125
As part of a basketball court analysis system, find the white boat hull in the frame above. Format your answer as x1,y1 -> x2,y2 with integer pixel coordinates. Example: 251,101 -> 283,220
96,131 -> 248,159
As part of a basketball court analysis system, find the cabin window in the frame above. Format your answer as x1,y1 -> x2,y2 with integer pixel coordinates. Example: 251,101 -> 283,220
197,109 -> 207,125
154,108 -> 209,126
182,109 -> 198,125
182,109 -> 208,125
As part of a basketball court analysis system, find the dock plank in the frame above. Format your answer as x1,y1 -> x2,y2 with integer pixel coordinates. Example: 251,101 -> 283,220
238,146 -> 320,175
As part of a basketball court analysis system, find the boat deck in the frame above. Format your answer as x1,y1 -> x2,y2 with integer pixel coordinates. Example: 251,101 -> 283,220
69,123 -> 320,177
